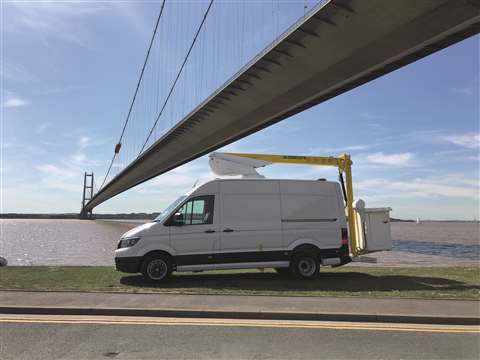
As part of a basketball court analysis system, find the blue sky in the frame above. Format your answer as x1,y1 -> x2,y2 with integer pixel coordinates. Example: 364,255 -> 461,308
1,1 -> 479,220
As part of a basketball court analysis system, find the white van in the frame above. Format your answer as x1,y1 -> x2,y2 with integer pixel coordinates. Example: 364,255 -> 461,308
115,178 -> 352,282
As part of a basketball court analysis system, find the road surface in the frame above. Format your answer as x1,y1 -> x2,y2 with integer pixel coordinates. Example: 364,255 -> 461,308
0,315 -> 478,359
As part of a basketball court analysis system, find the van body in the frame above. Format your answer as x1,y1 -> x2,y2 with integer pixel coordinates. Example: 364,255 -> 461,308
115,178 -> 351,281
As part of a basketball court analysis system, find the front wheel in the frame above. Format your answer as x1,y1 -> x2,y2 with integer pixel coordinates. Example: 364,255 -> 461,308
141,253 -> 172,282
291,253 -> 319,280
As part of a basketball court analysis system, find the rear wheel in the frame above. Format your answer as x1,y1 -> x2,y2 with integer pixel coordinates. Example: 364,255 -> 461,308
141,253 -> 172,282
291,252 -> 319,280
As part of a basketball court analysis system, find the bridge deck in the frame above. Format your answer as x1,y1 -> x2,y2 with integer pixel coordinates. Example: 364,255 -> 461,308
83,0 -> 479,213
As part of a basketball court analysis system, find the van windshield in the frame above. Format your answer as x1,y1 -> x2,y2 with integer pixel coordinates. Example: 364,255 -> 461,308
154,195 -> 187,223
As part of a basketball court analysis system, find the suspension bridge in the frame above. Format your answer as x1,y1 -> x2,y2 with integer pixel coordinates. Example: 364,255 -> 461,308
80,0 -> 480,218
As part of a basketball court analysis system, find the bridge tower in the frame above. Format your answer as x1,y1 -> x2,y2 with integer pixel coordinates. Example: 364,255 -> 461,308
80,172 -> 94,219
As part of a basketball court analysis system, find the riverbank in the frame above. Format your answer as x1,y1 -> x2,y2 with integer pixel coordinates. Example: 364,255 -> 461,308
1,266 -> 478,300
0,213 -> 158,220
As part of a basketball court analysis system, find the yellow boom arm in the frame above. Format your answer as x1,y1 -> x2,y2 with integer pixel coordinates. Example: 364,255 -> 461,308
226,152 -> 362,257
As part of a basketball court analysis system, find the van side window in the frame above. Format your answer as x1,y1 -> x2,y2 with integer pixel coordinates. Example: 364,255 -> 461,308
175,195 -> 214,225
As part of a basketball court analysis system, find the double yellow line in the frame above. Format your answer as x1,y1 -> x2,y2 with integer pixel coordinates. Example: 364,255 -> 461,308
1,315 -> 478,333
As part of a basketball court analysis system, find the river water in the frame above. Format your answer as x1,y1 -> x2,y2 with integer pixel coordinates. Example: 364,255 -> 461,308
0,219 -> 478,266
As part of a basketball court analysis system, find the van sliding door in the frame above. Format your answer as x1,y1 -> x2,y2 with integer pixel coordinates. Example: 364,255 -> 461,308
219,180 -> 284,264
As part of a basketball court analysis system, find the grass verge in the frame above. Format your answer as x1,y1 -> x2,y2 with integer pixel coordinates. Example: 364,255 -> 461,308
0,266 -> 478,300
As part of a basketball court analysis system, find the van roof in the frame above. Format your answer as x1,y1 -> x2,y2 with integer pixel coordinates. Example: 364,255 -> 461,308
212,177 -> 334,182
205,178 -> 337,185
186,177 -> 339,197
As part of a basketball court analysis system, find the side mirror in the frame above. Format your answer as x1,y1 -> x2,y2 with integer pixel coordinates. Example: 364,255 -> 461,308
173,213 -> 184,226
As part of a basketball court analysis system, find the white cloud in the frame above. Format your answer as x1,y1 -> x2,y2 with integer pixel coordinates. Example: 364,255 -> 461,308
36,164 -> 80,192
366,123 -> 388,133
79,136 -> 91,149
366,152 -> 414,166
442,133 -> 479,149
48,136 -> 100,168
69,151 -> 100,167
110,2 -> 153,39
72,152 -> 86,164
3,1 -> 152,48
1,136 -> 47,156
36,150 -> 102,192
2,97 -> 29,108
316,144 -> 374,153
218,142 -> 273,154
4,2 -> 106,47
37,164 -> 76,179
31,129 -> 109,194
135,162 -> 213,195
451,87 -> 474,96
394,180 -> 477,198
70,136 -> 110,166
36,122 -> 51,134
356,175 -> 479,199
360,113 -> 383,120
0,62 -> 37,83
37,85 -> 88,95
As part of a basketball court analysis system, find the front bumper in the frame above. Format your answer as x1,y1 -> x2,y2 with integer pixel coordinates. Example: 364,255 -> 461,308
115,256 -> 142,273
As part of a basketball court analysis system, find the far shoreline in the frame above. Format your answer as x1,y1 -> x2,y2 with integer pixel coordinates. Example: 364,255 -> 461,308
0,213 -> 159,220
0,213 -> 478,223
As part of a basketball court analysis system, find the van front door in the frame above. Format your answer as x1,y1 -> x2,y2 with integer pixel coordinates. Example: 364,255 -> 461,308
169,195 -> 220,267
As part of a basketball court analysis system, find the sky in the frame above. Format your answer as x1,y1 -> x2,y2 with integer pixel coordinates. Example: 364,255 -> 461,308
1,1 -> 479,220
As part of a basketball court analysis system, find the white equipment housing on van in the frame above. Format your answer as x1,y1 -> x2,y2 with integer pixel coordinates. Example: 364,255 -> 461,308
114,152 -> 392,282
352,199 -> 392,253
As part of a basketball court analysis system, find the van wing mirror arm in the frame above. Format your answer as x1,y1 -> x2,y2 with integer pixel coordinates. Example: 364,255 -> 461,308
173,213 -> 184,226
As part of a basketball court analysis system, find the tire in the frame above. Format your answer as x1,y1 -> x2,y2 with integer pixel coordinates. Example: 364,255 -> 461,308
141,253 -> 172,282
274,267 -> 290,276
291,252 -> 319,280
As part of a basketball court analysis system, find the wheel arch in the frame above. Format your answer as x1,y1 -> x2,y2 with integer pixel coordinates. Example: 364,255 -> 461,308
138,242 -> 176,259
288,239 -> 321,254
141,250 -> 175,266
292,243 -> 321,256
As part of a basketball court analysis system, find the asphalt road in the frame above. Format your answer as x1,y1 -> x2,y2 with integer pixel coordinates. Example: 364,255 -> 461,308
0,315 -> 478,360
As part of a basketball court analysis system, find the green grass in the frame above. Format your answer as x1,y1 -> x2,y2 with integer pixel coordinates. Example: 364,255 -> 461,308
1,266 -> 478,300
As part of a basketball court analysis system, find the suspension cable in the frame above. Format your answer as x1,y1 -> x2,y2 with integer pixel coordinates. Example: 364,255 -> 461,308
138,0 -> 215,156
99,0 -> 166,190
93,178 -> 99,195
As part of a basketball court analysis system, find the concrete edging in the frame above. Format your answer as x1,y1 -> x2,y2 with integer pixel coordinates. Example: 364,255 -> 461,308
1,289 -> 477,302
1,306 -> 478,326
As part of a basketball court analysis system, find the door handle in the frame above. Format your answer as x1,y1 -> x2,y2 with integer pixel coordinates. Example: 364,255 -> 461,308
204,229 -> 216,233
223,228 -> 234,233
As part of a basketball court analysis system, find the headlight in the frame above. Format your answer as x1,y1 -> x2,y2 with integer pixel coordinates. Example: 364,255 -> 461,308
117,236 -> 141,249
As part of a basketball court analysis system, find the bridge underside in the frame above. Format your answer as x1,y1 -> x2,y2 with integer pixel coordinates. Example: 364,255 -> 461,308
83,0 -> 480,213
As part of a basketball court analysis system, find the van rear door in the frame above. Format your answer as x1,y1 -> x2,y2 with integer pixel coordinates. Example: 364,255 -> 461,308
280,181 -> 342,250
